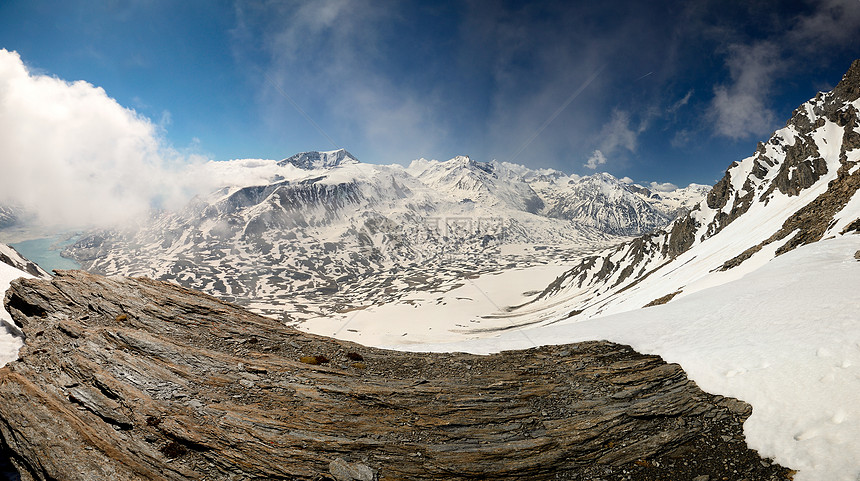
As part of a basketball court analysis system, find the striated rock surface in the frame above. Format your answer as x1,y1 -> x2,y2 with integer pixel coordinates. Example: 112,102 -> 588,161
0,271 -> 790,480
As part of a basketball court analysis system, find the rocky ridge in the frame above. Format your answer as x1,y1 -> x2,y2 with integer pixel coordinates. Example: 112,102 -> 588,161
0,271 -> 790,480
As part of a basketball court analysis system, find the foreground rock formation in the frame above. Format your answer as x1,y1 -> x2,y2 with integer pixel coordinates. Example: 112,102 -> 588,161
0,271 -> 790,480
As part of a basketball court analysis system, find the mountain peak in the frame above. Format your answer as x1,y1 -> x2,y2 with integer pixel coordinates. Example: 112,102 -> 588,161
277,149 -> 359,170
833,58 -> 860,103
583,172 -> 620,183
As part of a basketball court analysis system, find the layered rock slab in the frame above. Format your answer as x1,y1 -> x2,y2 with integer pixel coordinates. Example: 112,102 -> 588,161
0,271 -> 788,480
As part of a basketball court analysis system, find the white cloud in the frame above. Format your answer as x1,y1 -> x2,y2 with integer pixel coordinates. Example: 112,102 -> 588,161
584,150 -> 607,169
708,1 -> 860,140
708,42 -> 781,139
619,176 -> 634,184
583,109 -> 644,169
0,49 -> 206,230
648,181 -> 679,192
668,89 -> 693,113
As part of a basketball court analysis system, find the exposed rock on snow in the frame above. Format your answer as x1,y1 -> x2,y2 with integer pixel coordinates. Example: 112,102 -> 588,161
0,270 -> 789,480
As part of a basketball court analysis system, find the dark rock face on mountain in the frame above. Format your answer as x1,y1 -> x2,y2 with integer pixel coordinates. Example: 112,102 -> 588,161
0,271 -> 789,480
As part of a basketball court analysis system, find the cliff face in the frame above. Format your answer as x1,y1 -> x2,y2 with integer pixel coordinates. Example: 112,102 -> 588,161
0,271 -> 789,480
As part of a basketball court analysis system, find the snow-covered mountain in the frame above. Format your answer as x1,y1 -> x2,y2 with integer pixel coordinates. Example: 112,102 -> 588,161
0,206 -> 19,229
63,152 -> 702,320
508,58 -> 860,324
408,157 -> 705,234
279,149 -> 360,170
543,173 -> 661,232
406,156 -> 545,213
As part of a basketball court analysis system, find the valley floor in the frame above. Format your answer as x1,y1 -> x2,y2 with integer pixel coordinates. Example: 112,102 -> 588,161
298,262 -> 575,344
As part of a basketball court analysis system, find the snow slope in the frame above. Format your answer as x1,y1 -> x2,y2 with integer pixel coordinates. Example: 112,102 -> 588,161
401,234 -> 860,481
515,59 -> 860,326
299,262 -> 574,345
0,248 -> 39,367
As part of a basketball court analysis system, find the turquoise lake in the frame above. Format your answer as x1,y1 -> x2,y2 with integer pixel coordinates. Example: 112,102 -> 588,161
10,236 -> 81,273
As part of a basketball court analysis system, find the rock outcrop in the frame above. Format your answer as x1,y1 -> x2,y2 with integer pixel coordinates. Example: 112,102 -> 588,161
0,271 -> 790,480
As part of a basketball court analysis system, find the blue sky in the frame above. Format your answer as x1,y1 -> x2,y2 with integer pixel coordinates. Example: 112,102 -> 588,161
1,0 -> 859,187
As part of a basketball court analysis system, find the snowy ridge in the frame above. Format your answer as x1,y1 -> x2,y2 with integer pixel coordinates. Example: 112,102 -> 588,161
0,243 -> 49,278
522,59 -> 860,322
278,148 -> 360,170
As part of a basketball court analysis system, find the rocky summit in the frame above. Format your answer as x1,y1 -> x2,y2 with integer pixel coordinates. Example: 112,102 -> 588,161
0,271 -> 790,480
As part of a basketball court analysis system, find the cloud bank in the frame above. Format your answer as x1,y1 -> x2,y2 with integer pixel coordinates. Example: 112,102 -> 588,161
0,49 -> 206,230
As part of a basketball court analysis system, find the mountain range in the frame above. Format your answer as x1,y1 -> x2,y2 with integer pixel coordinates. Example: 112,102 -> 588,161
63,151 -> 705,321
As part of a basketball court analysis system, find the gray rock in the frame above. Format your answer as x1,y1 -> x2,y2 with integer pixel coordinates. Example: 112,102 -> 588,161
329,458 -> 376,481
